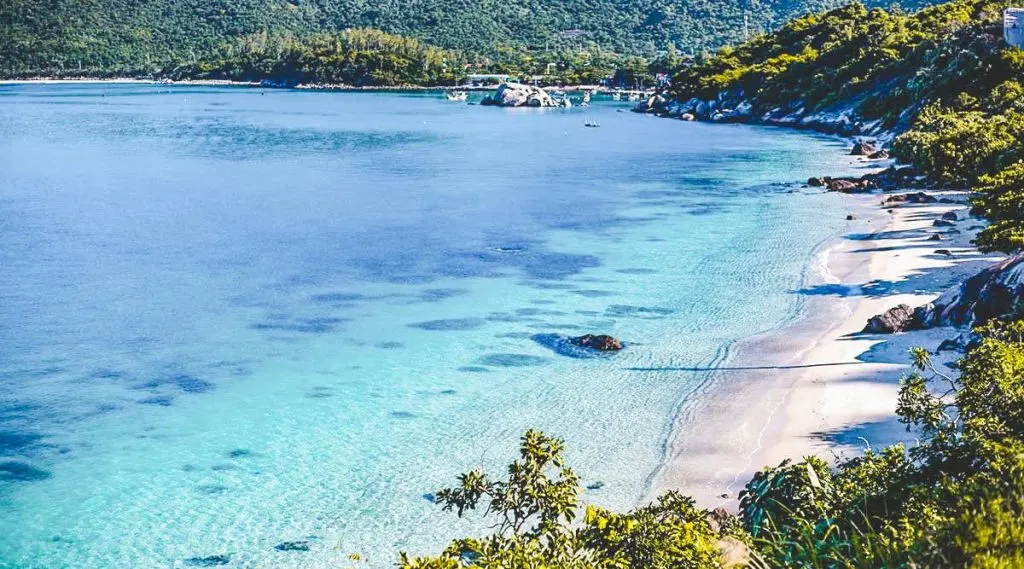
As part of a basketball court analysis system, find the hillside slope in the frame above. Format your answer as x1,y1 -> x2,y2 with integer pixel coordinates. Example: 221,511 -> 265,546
0,0 -> 937,76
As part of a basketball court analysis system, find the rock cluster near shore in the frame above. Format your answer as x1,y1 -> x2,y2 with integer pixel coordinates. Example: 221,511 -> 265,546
865,248 -> 1024,335
481,83 -> 557,107
632,89 -> 885,138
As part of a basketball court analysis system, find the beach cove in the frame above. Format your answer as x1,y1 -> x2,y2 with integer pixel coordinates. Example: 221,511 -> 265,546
2,83 -> 910,567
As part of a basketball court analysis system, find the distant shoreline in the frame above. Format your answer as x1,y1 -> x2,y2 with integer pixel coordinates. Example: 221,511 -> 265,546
0,77 -> 641,94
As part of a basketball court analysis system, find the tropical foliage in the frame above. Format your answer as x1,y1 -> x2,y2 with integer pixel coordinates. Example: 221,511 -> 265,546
400,430 -> 744,569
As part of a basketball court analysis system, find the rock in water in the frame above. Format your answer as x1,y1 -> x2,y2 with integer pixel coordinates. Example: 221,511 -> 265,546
481,83 -> 556,107
274,541 -> 311,552
807,177 -> 825,187
868,150 -> 889,159
915,254 -> 1024,328
184,555 -> 231,567
942,211 -> 959,221
864,304 -> 917,333
851,140 -> 879,156
570,334 -> 623,351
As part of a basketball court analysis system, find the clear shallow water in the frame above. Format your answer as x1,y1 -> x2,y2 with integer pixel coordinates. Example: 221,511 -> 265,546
0,84 -> 859,568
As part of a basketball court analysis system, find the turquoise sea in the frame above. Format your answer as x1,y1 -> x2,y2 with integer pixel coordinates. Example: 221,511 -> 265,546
0,84 -> 860,568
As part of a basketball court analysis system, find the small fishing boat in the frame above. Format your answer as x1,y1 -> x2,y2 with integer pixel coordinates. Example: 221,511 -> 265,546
584,118 -> 600,128
445,90 -> 468,101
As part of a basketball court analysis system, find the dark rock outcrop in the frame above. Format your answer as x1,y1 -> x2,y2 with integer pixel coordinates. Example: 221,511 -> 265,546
933,219 -> 956,227
941,211 -> 959,221
807,177 -> 825,187
915,254 -> 1024,329
868,150 -> 890,159
864,304 -> 917,333
570,334 -> 623,351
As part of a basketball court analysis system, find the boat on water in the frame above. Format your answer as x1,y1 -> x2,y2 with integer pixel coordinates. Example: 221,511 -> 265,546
445,90 -> 468,101
584,118 -> 600,128
611,92 -> 622,101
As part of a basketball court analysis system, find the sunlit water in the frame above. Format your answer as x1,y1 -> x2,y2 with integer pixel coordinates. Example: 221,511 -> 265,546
0,84 -> 860,568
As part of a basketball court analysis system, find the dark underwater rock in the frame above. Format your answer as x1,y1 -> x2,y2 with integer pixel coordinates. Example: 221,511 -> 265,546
274,541 -> 311,552
184,555 -> 231,566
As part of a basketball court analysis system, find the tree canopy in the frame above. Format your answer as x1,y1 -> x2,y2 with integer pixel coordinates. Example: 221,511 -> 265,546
0,0 -> 939,78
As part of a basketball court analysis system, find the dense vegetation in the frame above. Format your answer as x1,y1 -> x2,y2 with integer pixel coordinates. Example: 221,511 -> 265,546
0,0 -> 938,78
167,29 -> 464,87
401,1 -> 1024,567
664,0 -> 1024,253
165,29 -> 683,87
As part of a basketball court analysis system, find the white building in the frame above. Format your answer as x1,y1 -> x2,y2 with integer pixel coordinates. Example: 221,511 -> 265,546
1007,8 -> 1024,48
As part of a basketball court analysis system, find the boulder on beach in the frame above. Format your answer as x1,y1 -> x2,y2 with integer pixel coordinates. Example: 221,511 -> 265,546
851,140 -> 879,156
481,83 -> 556,107
885,192 -> 937,204
864,304 -> 917,333
570,334 -> 623,351
827,179 -> 869,193
915,254 -> 1024,329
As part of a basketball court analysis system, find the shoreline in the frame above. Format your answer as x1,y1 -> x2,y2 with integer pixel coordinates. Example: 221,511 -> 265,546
653,174 -> 999,508
0,77 -> 647,94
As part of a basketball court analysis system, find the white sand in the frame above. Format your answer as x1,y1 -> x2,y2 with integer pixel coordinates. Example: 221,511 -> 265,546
652,182 -> 1002,508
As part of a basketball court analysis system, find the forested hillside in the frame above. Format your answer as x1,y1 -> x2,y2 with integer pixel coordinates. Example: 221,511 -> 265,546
0,0 -> 937,77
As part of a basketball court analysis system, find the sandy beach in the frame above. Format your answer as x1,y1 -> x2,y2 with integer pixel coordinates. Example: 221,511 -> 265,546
653,168 -> 1002,508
